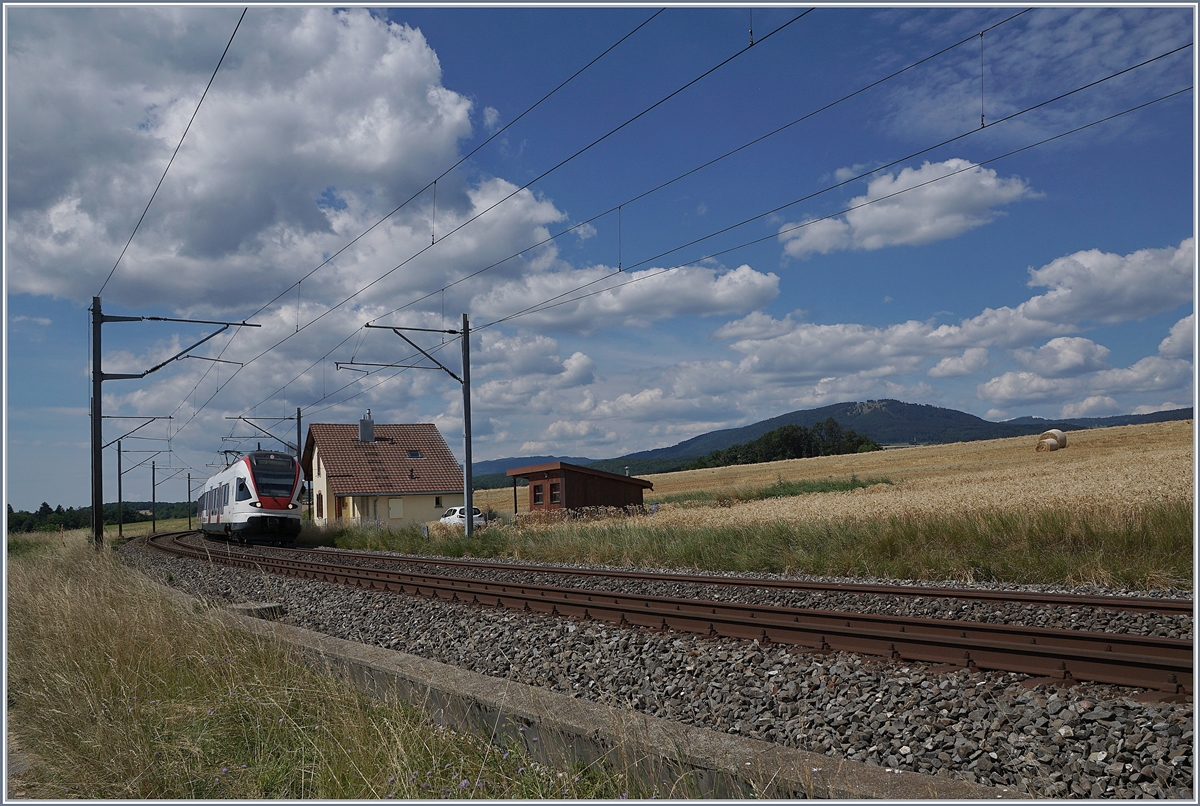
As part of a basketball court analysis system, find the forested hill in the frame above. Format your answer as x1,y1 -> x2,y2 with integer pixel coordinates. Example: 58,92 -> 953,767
468,399 -> 1192,485
610,400 -> 1193,465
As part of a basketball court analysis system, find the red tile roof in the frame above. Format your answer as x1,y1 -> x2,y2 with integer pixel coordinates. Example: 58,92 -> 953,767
303,423 -> 462,496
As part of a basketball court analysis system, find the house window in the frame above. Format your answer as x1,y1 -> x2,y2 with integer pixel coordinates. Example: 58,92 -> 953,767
549,482 -> 561,504
316,492 -> 323,519
435,496 -> 442,508
532,484 -> 544,505
407,449 -> 422,458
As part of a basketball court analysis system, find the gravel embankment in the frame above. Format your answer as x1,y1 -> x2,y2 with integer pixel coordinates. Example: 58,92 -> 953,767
258,547 -> 1195,639
121,541 -> 1194,799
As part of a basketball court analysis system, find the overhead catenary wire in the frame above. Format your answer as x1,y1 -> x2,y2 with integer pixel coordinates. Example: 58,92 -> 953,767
280,84 -> 1193,432
233,8 -> 667,329
167,20 -> 1187,454
98,8 -> 247,297
371,36 -> 1191,336
174,9 -> 813,434
163,10 -> 665,437
234,39 -> 1193,443
480,85 -> 1193,333
364,8 -> 1033,328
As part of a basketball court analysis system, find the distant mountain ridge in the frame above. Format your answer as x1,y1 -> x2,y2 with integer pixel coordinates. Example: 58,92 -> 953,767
473,400 -> 1193,479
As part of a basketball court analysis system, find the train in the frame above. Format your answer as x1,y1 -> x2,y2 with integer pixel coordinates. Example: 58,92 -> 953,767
198,450 -> 304,542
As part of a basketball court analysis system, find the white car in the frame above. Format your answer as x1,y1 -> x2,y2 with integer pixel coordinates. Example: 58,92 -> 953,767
440,506 -> 485,528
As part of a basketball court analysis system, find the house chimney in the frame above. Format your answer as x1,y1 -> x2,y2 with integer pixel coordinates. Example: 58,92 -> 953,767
625,466 -> 630,476
359,410 -> 374,443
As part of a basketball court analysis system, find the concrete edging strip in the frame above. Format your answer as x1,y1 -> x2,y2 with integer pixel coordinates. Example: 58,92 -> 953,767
220,604 -> 1023,799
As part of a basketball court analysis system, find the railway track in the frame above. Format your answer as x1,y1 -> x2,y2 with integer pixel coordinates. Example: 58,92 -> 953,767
147,531 -> 1193,696
225,540 -> 1194,616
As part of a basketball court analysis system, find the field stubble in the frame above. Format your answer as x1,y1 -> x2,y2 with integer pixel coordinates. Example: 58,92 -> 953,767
472,422 -> 1193,588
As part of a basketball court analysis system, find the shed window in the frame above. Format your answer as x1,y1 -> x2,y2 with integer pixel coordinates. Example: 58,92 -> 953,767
532,484 -> 543,505
549,482 -> 561,504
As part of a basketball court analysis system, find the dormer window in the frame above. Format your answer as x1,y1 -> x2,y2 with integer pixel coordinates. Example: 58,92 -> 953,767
407,449 -> 422,458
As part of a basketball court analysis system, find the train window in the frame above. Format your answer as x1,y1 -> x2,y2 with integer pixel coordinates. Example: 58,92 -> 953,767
250,454 -> 297,498
236,478 -> 251,501
222,484 -> 229,507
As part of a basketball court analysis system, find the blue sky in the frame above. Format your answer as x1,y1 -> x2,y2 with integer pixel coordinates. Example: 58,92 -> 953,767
4,5 -> 1195,511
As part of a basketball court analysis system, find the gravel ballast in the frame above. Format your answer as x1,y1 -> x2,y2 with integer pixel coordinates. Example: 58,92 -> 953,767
121,541 -> 1194,799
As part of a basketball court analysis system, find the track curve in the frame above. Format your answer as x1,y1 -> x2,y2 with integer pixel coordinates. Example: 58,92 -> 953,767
147,531 -> 1192,695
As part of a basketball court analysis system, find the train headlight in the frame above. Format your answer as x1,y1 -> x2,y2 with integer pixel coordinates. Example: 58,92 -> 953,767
287,503 -> 298,510
250,501 -> 262,508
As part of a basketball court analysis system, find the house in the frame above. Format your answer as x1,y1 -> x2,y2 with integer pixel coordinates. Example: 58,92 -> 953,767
505,461 -> 653,513
302,412 -> 463,528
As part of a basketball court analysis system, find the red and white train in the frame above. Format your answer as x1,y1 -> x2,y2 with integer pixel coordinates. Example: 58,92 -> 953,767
198,450 -> 304,542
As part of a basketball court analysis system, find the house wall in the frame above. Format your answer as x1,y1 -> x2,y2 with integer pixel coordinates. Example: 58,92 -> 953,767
309,443 -> 461,528
526,468 -> 646,511
345,493 -> 462,528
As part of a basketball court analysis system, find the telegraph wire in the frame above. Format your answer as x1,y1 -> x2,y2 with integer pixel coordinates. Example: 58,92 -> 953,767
480,85 -> 1194,332
97,8 -> 247,297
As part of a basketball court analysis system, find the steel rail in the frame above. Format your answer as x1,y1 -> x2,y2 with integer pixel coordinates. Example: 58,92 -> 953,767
149,532 -> 1192,695
217,536 -> 1193,615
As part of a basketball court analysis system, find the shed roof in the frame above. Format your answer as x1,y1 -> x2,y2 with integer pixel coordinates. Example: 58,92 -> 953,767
302,422 -> 462,496
505,461 -> 653,489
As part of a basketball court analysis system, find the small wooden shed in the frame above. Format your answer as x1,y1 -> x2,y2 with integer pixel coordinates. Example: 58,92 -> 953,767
505,462 -> 653,513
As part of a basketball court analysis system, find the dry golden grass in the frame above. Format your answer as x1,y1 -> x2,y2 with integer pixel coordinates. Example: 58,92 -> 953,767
478,420 -> 1192,528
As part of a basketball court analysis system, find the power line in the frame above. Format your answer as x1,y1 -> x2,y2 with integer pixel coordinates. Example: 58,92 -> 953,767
481,85 -> 1193,332
169,9 -> 814,436
235,8 -> 668,328
239,8 -> 813,365
159,9 -> 667,434
225,40 -> 1195,437
98,8 -> 247,297
474,41 -> 1196,328
366,8 -> 1035,328
235,82 -> 1193,452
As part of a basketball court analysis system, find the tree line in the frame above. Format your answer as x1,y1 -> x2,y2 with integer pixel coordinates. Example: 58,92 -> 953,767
684,419 -> 880,470
7,501 -> 193,533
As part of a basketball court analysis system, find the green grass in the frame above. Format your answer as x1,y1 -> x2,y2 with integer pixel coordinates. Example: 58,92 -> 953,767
648,474 -> 891,506
6,531 -> 646,799
312,499 -> 1192,589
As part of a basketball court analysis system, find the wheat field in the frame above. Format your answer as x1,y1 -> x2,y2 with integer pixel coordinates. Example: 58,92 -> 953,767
476,420 -> 1193,527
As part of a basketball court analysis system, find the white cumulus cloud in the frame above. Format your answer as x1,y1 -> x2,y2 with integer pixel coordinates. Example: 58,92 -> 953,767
1013,337 -> 1110,378
927,347 -> 989,378
1060,396 -> 1120,418
1158,314 -> 1194,359
780,159 -> 1034,258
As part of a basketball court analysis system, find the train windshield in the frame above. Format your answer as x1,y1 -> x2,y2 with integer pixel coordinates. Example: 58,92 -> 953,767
250,454 -> 297,498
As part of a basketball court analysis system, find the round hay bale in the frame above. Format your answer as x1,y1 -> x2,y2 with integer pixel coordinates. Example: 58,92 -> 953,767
1040,429 -> 1067,448
1036,437 -> 1060,452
